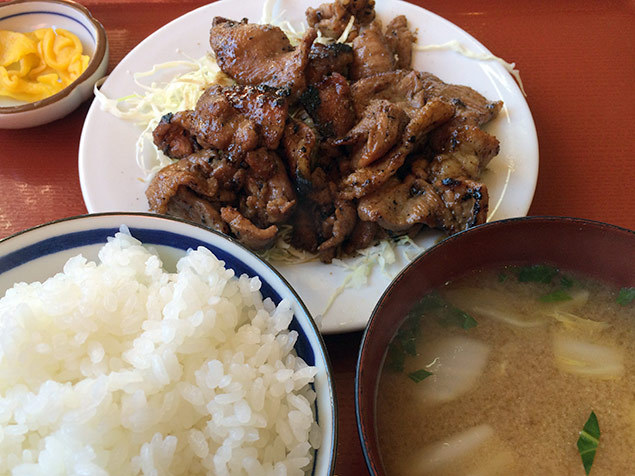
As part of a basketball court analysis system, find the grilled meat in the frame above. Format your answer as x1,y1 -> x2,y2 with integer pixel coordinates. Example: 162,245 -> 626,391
306,0 -> 376,41
282,118 -> 318,194
152,113 -> 201,160
300,72 -> 356,139
146,150 -> 223,214
241,148 -> 297,226
153,84 -> 289,160
336,99 -> 410,168
209,17 -> 316,98
290,202 -> 321,253
350,21 -> 396,80
385,15 -> 415,70
167,188 -> 229,234
357,175 -> 455,232
358,174 -> 489,235
342,220 -> 380,255
305,42 -> 354,85
317,198 -> 357,253
351,70 -> 502,125
220,206 -> 278,249
339,98 -> 456,199
428,125 -> 500,182
147,0 -> 505,256
434,177 -> 489,232
145,150 -> 240,233
349,16 -> 415,80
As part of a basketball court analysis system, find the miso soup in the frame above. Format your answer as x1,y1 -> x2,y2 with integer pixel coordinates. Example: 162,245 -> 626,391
376,265 -> 634,475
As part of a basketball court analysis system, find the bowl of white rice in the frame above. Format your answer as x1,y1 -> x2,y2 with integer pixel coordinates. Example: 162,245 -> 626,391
0,212 -> 336,475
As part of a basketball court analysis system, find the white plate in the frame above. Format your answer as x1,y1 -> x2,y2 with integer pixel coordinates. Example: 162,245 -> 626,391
79,0 -> 538,334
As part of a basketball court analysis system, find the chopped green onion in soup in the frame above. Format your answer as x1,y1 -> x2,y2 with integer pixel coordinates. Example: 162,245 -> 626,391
577,411 -> 601,475
616,287 -> 635,305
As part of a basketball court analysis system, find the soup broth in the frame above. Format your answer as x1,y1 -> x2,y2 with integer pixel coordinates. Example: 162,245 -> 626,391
376,265 -> 635,475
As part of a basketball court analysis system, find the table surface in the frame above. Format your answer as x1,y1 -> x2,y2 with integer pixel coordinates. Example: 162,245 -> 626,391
1,0 -> 633,474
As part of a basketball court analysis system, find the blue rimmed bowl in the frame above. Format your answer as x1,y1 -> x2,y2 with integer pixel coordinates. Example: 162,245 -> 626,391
0,212 -> 337,475
0,0 -> 108,128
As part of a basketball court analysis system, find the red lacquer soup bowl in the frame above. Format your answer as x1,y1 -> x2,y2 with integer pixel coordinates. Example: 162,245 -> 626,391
355,216 -> 634,475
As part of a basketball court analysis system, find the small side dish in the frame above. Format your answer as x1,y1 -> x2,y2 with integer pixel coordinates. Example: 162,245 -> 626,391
0,0 -> 107,128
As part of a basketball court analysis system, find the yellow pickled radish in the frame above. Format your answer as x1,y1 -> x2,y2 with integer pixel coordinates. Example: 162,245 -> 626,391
0,27 -> 90,102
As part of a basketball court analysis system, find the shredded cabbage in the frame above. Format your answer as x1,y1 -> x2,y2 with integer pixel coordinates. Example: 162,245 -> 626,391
321,236 -> 424,315
335,15 -> 356,44
94,54 -> 232,177
261,0 -> 306,45
258,225 -> 318,264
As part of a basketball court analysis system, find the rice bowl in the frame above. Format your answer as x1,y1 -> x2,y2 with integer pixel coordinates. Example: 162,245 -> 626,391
0,213 -> 336,475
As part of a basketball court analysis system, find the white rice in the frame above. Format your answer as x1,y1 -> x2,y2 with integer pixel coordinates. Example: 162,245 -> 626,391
0,229 -> 320,475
